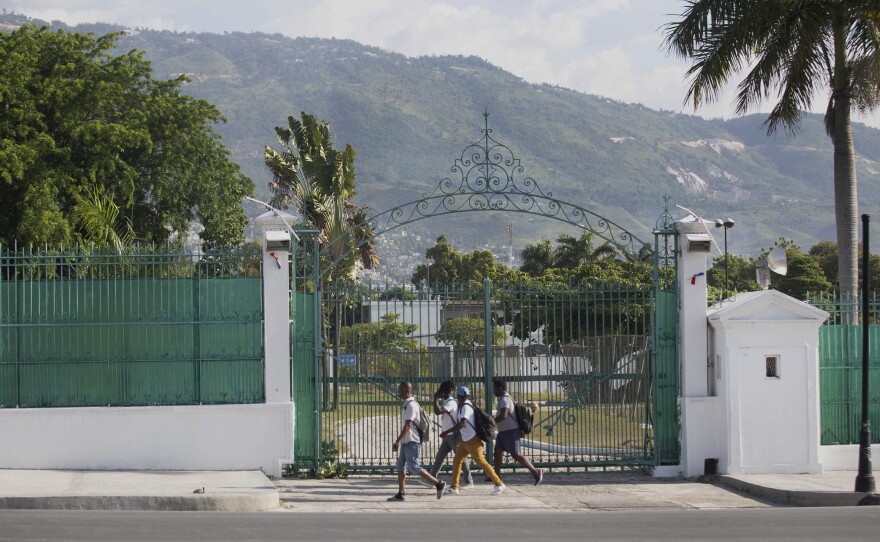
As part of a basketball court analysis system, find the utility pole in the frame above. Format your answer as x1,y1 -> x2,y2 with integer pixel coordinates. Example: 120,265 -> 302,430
507,223 -> 514,268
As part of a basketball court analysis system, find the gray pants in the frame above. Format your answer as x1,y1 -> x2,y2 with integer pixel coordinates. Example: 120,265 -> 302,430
430,432 -> 472,483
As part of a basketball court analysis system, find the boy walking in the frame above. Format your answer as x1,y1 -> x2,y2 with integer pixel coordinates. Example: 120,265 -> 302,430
389,381 -> 446,501
440,386 -> 505,496
493,379 -> 544,485
429,381 -> 473,486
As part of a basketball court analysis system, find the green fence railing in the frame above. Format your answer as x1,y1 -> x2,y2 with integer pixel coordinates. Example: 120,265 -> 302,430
0,244 -> 265,408
808,293 -> 880,445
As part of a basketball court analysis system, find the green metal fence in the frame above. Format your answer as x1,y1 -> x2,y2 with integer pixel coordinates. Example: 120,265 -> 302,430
0,244 -> 265,408
808,293 -> 880,445
301,277 -> 659,473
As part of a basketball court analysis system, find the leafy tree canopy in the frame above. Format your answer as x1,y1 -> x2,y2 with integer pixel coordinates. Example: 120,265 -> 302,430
411,235 -> 502,288
435,317 -> 507,349
0,26 -> 253,249
338,313 -> 423,352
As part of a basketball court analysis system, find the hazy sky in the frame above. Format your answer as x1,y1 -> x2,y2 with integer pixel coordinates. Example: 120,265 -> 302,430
5,0 -> 879,128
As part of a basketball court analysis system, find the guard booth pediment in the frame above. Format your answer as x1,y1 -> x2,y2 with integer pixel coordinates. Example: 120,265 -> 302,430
708,290 -> 829,327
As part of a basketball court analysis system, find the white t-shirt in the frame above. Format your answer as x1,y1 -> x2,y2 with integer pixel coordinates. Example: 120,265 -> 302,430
401,398 -> 421,444
496,394 -> 518,432
458,400 -> 477,441
440,397 -> 458,432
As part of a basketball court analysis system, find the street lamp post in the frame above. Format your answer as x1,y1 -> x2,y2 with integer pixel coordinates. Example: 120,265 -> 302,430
715,218 -> 735,298
855,214 -> 875,493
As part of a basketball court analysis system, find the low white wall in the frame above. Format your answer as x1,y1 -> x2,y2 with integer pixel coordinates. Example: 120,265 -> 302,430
0,403 -> 294,478
681,396 -> 722,476
820,444 -> 880,471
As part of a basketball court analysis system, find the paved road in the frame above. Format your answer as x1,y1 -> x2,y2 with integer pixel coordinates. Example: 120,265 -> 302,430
2,508 -> 878,541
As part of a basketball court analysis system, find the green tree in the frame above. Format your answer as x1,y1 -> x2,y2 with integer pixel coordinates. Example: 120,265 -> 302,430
435,317 -> 507,349
0,26 -> 253,249
552,232 -> 618,269
72,184 -> 136,252
707,254 -> 761,294
519,239 -> 554,277
461,250 -> 497,282
265,112 -> 377,282
337,314 -> 428,380
338,313 -> 423,352
809,240 -> 840,286
412,237 -> 455,287
774,250 -> 833,300
664,1 -> 880,313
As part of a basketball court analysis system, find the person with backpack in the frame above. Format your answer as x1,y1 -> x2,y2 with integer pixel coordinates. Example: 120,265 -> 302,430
439,385 -> 505,496
492,379 -> 544,485
388,381 -> 446,501
428,381 -> 473,486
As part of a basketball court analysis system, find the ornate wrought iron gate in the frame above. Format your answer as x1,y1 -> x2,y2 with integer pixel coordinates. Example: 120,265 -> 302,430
290,115 -> 680,472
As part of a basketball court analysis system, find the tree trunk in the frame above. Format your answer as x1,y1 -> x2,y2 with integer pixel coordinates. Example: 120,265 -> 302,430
829,14 -> 858,324
832,92 -> 859,322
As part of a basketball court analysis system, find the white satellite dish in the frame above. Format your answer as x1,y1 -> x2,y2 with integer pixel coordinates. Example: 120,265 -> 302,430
755,246 -> 788,289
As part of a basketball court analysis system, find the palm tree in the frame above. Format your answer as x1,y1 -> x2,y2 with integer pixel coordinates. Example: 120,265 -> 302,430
664,1 -> 880,316
519,239 -> 554,277
73,184 -> 136,253
552,232 -> 618,269
264,112 -> 377,282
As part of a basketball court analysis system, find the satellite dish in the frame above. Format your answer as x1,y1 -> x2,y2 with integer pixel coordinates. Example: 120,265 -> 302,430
767,246 -> 788,275
755,247 -> 788,289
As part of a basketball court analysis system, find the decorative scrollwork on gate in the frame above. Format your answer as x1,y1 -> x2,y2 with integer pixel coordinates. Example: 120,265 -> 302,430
320,112 -> 650,278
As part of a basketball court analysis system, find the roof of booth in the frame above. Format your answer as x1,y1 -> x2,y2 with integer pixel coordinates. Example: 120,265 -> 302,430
707,290 -> 829,325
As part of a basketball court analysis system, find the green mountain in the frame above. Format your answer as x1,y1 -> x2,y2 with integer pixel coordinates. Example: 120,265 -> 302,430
5,13 -> 880,265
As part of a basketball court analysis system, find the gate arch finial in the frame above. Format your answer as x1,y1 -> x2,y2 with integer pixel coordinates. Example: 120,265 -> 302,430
426,110 -> 552,202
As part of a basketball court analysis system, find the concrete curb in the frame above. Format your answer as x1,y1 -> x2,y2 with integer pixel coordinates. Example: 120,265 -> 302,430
0,492 -> 279,512
718,475 -> 866,507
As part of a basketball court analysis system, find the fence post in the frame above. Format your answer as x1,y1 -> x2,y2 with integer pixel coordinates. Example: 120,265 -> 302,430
256,211 -> 294,403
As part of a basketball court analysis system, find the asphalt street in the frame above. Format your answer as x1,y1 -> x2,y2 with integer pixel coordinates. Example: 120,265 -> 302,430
2,508 -> 879,542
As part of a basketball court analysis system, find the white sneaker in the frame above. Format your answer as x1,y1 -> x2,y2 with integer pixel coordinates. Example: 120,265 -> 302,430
491,484 -> 506,496
444,487 -> 461,495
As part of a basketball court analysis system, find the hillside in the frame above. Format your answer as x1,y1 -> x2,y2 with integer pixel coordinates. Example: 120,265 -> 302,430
5,13 -> 880,273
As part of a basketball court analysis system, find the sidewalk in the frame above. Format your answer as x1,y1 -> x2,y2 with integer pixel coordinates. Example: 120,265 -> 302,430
0,470 -> 279,512
0,469 -> 875,512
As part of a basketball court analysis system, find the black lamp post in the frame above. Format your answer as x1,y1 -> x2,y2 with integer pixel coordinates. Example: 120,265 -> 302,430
855,214 -> 875,493
715,218 -> 734,298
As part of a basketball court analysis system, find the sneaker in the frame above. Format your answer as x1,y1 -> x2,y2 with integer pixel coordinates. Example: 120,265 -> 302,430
435,481 -> 446,500
444,486 -> 461,496
534,468 -> 544,486
387,492 -> 406,501
491,484 -> 506,496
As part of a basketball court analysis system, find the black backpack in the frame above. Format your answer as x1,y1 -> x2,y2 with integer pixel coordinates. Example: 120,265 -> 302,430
513,402 -> 534,435
466,402 -> 497,442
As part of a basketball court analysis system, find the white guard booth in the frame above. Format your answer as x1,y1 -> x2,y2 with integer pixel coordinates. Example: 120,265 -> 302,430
707,291 -> 828,474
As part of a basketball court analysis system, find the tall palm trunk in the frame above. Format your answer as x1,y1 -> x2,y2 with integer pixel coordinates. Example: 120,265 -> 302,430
831,18 -> 859,323
832,94 -> 858,318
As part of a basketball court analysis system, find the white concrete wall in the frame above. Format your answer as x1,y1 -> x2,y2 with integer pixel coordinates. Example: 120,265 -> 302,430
820,444 -> 880,470
681,397 -> 722,476
0,403 -> 294,478
369,300 -> 442,349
